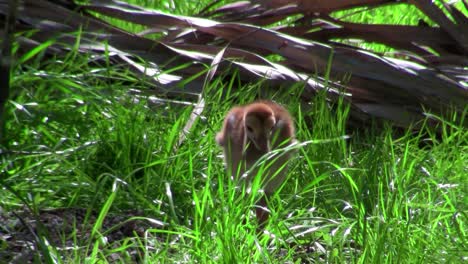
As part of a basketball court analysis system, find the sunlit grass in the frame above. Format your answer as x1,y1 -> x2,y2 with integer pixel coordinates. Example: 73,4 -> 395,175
3,47 -> 466,261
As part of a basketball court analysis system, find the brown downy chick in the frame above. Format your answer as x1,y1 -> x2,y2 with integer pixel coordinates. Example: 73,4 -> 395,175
216,100 -> 296,225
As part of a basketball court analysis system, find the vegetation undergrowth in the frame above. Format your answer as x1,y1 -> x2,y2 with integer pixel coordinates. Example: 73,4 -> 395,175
2,47 -> 466,262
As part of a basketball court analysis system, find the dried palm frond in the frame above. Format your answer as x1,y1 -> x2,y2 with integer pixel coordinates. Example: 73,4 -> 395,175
0,0 -> 466,130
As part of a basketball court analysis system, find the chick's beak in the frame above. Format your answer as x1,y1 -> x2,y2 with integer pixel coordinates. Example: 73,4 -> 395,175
254,136 -> 270,152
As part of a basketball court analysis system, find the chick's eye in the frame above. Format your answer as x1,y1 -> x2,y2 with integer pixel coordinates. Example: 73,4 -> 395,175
246,126 -> 253,133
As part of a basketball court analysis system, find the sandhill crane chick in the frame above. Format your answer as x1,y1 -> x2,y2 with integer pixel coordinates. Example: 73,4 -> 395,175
216,100 -> 296,224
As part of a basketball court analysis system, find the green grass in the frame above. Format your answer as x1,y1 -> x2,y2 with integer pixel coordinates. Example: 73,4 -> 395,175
1,1 -> 467,263
332,1 -> 468,54
2,50 -> 467,262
